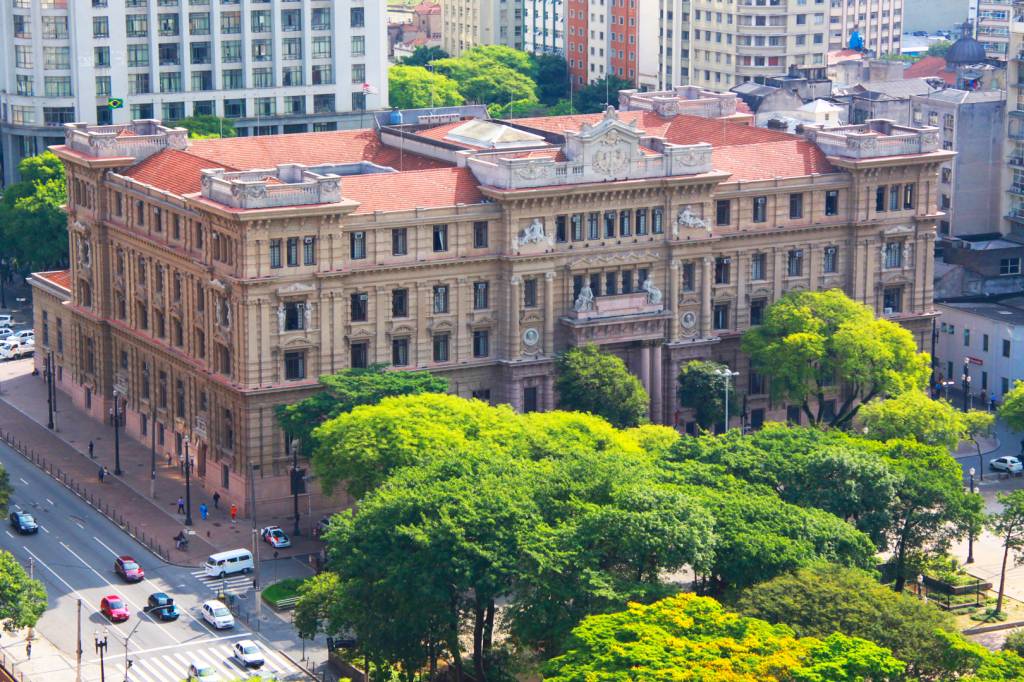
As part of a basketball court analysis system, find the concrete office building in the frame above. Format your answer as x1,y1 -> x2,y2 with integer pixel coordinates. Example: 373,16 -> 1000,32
441,0 -> 524,56
0,0 -> 387,186
828,0 -> 905,56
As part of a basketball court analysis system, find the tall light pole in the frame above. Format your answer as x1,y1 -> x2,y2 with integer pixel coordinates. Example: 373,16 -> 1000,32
112,389 -> 122,476
961,358 -> 972,412
94,629 -> 108,682
967,467 -> 976,564
183,435 -> 193,526
716,367 -> 740,433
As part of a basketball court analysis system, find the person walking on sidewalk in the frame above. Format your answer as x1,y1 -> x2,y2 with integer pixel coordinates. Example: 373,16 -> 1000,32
212,491 -> 220,509
88,440 -> 94,459
177,497 -> 185,514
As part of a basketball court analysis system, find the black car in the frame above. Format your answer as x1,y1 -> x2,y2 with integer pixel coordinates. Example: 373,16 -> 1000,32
9,511 -> 38,534
146,592 -> 181,621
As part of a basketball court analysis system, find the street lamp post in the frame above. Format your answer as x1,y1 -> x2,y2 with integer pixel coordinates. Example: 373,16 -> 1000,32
112,389 -> 122,476
715,368 -> 740,433
184,435 -> 193,526
967,467 -> 976,564
961,358 -> 972,412
94,629 -> 108,682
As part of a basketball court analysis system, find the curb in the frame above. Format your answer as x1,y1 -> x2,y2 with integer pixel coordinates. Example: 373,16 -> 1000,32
0,426 -> 197,568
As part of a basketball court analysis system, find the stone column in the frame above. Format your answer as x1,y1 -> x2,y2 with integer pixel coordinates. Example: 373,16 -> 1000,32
508,276 -> 521,359
650,344 -> 664,423
700,257 -> 712,339
668,260 -> 680,341
639,344 -> 652,417
544,271 -> 556,356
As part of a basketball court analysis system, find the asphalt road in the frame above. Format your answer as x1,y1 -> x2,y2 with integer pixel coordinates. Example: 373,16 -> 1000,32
0,439 -> 308,682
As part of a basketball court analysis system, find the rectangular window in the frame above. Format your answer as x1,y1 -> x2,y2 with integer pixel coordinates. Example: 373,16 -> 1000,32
350,293 -> 368,322
303,237 -> 316,265
824,246 -> 838,273
350,342 -> 368,369
713,303 -> 730,330
433,334 -> 450,362
825,190 -> 839,216
473,330 -> 489,358
524,278 -> 538,308
432,225 -> 448,252
392,338 -> 409,366
787,249 -> 804,277
751,253 -> 766,280
392,228 -> 408,256
752,196 -> 767,223
350,232 -> 366,260
716,199 -> 731,226
284,351 -> 306,380
750,299 -> 766,326
392,289 -> 408,318
433,286 -> 449,314
789,193 -> 804,219
473,222 -> 489,248
714,257 -> 731,284
473,282 -> 489,310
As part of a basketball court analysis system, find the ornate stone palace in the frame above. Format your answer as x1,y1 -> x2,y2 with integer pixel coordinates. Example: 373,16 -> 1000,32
32,86 -> 951,515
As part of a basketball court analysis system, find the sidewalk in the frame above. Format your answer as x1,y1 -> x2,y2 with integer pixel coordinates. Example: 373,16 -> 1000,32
0,360 -> 322,566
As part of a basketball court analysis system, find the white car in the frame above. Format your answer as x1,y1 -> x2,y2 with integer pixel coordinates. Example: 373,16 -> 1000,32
187,662 -> 218,680
233,639 -> 265,668
201,599 -> 234,629
991,456 -> 1024,474
0,340 -> 32,360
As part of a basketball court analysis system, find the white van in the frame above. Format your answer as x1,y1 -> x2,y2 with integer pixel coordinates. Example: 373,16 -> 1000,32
203,549 -> 254,578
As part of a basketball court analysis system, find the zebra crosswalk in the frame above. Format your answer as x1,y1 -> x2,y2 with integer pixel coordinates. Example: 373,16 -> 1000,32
191,569 -> 254,596
111,640 -> 307,681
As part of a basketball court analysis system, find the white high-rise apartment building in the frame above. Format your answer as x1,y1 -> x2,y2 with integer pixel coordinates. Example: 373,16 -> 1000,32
442,0 -> 524,56
0,0 -> 387,185
828,0 -> 904,55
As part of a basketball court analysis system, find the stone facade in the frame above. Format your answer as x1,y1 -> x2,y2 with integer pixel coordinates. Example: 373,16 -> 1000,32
38,104 -> 951,517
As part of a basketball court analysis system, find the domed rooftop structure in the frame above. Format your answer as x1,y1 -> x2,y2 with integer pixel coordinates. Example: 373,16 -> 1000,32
946,21 -> 987,65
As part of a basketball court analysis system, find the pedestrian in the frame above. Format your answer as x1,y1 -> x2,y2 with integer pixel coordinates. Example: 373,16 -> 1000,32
98,465 -> 105,483
177,497 -> 185,514
230,503 -> 237,524
212,491 -> 220,509
88,440 -> 94,459
199,503 -> 208,521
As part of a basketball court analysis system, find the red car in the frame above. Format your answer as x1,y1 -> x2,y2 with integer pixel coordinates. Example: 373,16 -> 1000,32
100,595 -> 129,622
114,555 -> 144,582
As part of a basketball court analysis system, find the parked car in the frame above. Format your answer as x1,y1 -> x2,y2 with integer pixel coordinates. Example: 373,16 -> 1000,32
9,511 -> 38,534
201,599 -> 234,629
114,555 -> 145,582
0,340 -> 32,360
260,525 -> 291,549
100,595 -> 129,622
187,662 -> 218,680
991,456 -> 1023,474
232,639 -> 265,668
146,592 -> 180,621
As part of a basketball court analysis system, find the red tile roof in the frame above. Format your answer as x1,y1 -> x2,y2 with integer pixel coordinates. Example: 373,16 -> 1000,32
124,149 -> 236,195
904,56 -> 956,86
344,167 -> 484,214
187,128 -> 447,172
34,269 -> 71,292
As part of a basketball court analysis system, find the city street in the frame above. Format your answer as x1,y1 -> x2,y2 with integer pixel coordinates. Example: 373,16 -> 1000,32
0,438 -> 312,682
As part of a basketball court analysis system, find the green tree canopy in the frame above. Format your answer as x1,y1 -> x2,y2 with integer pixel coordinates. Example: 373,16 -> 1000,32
0,551 -> 46,633
543,593 -> 906,682
387,64 -> 464,109
741,289 -> 930,427
676,360 -> 734,431
169,115 -> 236,139
999,380 -> 1024,433
276,364 -> 447,455
0,152 -> 68,272
398,45 -> 449,67
734,563 -> 964,680
859,392 -> 966,449
555,344 -> 648,428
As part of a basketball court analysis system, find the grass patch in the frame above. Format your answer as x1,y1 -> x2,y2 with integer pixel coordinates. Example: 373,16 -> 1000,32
261,577 -> 306,606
